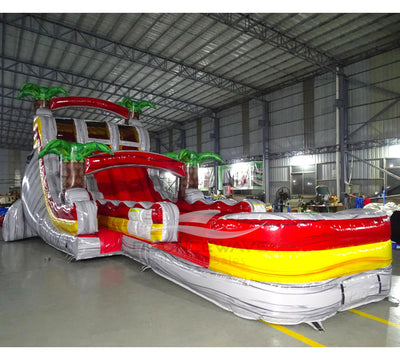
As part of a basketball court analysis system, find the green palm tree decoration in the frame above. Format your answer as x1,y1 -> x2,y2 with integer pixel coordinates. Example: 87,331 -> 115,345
38,139 -> 113,163
17,82 -> 68,110
166,149 -> 224,200
166,149 -> 223,167
39,139 -> 113,199
117,97 -> 156,122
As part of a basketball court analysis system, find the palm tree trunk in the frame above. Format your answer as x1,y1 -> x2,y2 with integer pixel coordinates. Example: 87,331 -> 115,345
126,111 -> 140,124
34,99 -> 50,111
178,165 -> 198,200
61,161 -> 86,198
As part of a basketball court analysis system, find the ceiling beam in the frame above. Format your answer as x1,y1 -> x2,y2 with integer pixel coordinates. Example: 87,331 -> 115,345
0,14 -> 261,97
1,55 -> 209,116
206,13 -> 341,74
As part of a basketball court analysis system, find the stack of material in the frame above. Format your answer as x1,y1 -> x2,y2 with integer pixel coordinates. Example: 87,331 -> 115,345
364,202 -> 400,217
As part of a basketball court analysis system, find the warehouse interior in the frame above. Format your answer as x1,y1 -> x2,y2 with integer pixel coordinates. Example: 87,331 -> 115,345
1,8 -> 400,349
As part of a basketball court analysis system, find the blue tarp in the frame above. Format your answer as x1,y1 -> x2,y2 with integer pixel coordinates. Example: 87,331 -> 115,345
355,197 -> 364,208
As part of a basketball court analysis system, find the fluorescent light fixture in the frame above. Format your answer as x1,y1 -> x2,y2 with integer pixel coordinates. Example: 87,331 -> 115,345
389,144 -> 400,158
291,155 -> 314,167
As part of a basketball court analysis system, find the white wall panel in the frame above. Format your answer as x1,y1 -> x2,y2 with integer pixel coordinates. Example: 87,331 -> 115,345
270,135 -> 304,153
0,148 -> 31,194
314,125 -> 336,148
184,123 -> 198,152
346,48 -> 400,144
318,163 -> 336,181
270,166 -> 289,182
200,118 -> 214,153
219,105 -> 243,159
248,99 -> 264,157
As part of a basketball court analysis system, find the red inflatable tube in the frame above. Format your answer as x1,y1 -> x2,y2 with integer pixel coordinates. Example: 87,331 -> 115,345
154,241 -> 210,268
182,215 -> 391,252
86,151 -> 185,177
97,200 -> 133,219
176,199 -> 253,213
51,97 -> 130,119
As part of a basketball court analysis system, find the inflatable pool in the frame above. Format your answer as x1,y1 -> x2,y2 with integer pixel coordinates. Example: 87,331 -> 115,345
2,93 -> 393,329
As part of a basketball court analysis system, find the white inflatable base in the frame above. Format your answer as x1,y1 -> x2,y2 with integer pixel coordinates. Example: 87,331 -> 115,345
122,235 -> 391,326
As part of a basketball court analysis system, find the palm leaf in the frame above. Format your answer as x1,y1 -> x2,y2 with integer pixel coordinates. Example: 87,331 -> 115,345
165,152 -> 180,161
117,98 -> 155,113
80,142 -> 113,160
166,149 -> 223,166
166,150 -> 193,164
117,97 -> 134,112
45,86 -> 68,100
17,89 -> 39,100
38,87 -> 49,100
135,101 -> 156,113
21,83 -> 40,93
38,139 -> 72,161
70,142 -> 113,162
178,149 -> 194,164
197,152 -> 224,165
39,140 -> 113,163
17,82 -> 40,100
17,83 -> 68,101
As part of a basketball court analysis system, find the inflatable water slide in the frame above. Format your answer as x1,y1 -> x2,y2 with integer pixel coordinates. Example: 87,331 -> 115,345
2,92 -> 394,329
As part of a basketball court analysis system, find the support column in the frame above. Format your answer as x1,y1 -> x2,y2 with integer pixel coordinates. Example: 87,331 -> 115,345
261,99 -> 270,204
196,118 -> 202,154
213,115 -> 220,192
168,128 -> 173,152
303,77 -> 315,149
1,21 -> 4,140
336,68 -> 348,202
155,135 -> 161,154
242,102 -> 250,158
179,128 -> 186,149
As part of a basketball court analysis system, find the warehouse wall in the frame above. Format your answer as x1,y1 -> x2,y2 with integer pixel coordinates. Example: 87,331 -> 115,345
151,48 -> 400,204
345,48 -> 400,199
267,82 -> 305,154
314,75 -> 337,148
0,148 -> 31,194
346,48 -> 400,144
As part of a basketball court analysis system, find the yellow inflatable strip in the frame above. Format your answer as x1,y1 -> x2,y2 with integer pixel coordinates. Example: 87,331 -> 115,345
98,215 -> 128,233
208,240 -> 392,283
349,309 -> 400,329
41,173 -> 78,235
46,207 -> 78,234
151,224 -> 163,242
99,215 -> 164,243
261,321 -> 325,347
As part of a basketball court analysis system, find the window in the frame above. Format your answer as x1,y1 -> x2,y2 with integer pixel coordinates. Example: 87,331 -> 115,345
291,165 -> 316,196
86,121 -> 110,140
385,158 -> 400,195
118,125 -> 140,150
56,118 -> 76,142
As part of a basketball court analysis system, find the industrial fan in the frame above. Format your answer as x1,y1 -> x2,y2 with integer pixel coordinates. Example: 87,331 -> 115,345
275,187 -> 290,212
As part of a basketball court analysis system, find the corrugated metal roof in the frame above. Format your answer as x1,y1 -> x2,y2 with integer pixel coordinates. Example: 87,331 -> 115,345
1,12 -> 400,150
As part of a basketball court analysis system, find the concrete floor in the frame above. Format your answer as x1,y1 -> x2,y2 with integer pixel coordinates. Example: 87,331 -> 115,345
1,235 -> 400,347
